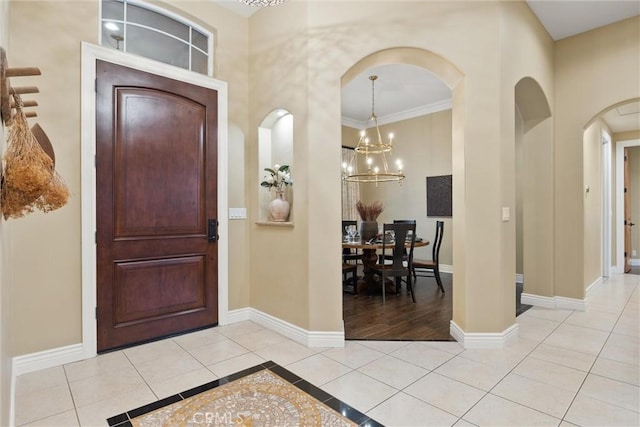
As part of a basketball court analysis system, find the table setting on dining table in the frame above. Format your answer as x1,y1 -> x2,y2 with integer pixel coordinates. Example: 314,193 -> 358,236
342,223 -> 428,296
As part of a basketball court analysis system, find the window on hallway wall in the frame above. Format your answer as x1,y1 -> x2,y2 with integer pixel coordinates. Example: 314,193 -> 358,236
100,0 -> 213,76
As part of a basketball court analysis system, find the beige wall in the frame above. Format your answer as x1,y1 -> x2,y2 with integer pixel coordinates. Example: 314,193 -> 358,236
356,110 -> 454,266
615,130 -> 640,143
515,95 -> 555,298
248,1 -> 554,334
0,0 -> 12,422
5,0 -> 637,363
514,74 -> 555,297
8,0 -> 250,356
249,2 -> 312,329
555,16 -> 640,298
9,0 -> 97,356
515,107 -> 524,275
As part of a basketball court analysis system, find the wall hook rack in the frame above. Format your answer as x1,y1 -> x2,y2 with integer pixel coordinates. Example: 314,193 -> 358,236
0,46 -> 41,126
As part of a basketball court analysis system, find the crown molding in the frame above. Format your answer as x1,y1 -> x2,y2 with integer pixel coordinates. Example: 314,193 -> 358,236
341,99 -> 453,129
341,117 -> 365,129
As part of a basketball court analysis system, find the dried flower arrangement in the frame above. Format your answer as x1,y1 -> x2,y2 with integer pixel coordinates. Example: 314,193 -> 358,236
1,101 -> 69,219
355,200 -> 383,221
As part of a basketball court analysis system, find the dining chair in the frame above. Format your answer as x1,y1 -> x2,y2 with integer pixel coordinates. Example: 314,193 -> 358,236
412,220 -> 445,293
370,222 -> 416,303
342,263 -> 358,295
379,219 -> 416,264
342,220 -> 360,264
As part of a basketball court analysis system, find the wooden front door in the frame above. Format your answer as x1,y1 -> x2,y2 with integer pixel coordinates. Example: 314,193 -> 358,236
96,60 -> 218,352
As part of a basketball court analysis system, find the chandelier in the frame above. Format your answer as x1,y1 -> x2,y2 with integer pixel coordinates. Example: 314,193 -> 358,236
342,75 -> 405,185
238,0 -> 286,6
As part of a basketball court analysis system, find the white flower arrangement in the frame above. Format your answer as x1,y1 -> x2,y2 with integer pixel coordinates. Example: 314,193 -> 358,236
260,164 -> 292,193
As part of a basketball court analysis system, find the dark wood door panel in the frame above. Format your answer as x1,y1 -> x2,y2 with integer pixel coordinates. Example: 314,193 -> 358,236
113,88 -> 206,239
96,60 -> 218,352
113,256 -> 206,326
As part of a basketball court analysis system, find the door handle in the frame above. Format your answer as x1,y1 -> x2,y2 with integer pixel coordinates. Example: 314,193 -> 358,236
208,219 -> 219,242
631,222 -> 636,227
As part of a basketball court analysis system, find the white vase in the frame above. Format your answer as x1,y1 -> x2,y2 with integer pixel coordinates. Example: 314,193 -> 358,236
269,191 -> 290,221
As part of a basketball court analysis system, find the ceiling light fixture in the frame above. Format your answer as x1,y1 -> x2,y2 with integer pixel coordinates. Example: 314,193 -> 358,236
104,22 -> 120,31
238,0 -> 286,6
342,75 -> 405,186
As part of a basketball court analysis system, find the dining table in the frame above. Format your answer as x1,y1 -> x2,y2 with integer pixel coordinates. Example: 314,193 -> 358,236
342,237 -> 429,296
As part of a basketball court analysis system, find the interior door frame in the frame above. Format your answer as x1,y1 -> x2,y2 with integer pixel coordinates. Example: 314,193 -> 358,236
602,130 -> 612,278
80,42 -> 229,358
615,138 -> 640,274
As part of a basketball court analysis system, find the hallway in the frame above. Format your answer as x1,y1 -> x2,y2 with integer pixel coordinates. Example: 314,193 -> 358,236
14,274 -> 639,426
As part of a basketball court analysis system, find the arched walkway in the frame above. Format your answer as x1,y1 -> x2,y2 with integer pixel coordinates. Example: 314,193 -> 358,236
514,77 -> 554,302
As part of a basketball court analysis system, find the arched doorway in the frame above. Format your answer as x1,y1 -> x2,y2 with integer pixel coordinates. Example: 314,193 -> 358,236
514,77 -> 554,305
340,48 -> 463,340
583,99 -> 640,280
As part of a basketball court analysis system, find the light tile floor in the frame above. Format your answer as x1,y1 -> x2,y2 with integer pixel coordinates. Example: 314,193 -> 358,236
14,274 -> 639,426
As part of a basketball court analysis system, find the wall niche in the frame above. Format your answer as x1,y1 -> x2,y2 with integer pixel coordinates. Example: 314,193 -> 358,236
257,109 -> 293,225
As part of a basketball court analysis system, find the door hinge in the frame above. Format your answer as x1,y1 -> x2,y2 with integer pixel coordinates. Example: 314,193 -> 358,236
624,251 -> 628,258
624,220 -> 627,225
624,187 -> 628,193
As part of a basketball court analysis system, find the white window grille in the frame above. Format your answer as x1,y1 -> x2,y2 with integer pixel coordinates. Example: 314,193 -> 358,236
100,0 -> 213,76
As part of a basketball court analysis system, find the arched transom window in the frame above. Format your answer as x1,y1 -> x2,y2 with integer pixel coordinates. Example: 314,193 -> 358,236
100,0 -> 213,76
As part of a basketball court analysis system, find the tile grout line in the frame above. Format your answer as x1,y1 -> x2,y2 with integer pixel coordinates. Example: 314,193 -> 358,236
453,307 -> 576,424
61,364 -> 83,427
558,279 -> 640,421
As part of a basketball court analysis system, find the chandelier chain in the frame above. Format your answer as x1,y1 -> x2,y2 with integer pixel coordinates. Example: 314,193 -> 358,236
370,75 -> 377,119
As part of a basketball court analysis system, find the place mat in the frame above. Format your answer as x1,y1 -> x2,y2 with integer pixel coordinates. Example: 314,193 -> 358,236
107,361 -> 381,427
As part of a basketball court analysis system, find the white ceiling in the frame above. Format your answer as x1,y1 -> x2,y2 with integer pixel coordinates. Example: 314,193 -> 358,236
341,64 -> 452,128
212,0 -> 639,132
525,0 -> 640,41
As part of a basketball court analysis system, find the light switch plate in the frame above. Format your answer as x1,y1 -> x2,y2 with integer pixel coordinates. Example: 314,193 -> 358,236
502,207 -> 510,222
229,208 -> 247,219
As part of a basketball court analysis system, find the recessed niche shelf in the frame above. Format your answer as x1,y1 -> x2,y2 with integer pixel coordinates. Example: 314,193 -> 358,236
256,221 -> 294,228
258,108 -> 293,223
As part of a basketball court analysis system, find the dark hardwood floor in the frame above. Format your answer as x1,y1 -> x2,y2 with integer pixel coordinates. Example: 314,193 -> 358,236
343,272 -> 454,341
343,272 -> 531,341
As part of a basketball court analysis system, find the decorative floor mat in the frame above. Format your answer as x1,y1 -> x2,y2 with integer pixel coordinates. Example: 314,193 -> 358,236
107,361 -> 382,426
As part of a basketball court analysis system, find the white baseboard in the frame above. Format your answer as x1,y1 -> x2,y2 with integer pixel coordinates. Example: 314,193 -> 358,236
226,307 -> 345,348
585,277 -> 603,297
521,293 -> 556,309
439,264 -> 452,274
11,341 -> 88,421
225,307 -> 252,324
630,259 -> 640,267
12,343 -> 86,377
515,274 -> 524,284
521,293 -> 587,311
450,321 -> 519,349
10,306 -> 343,384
